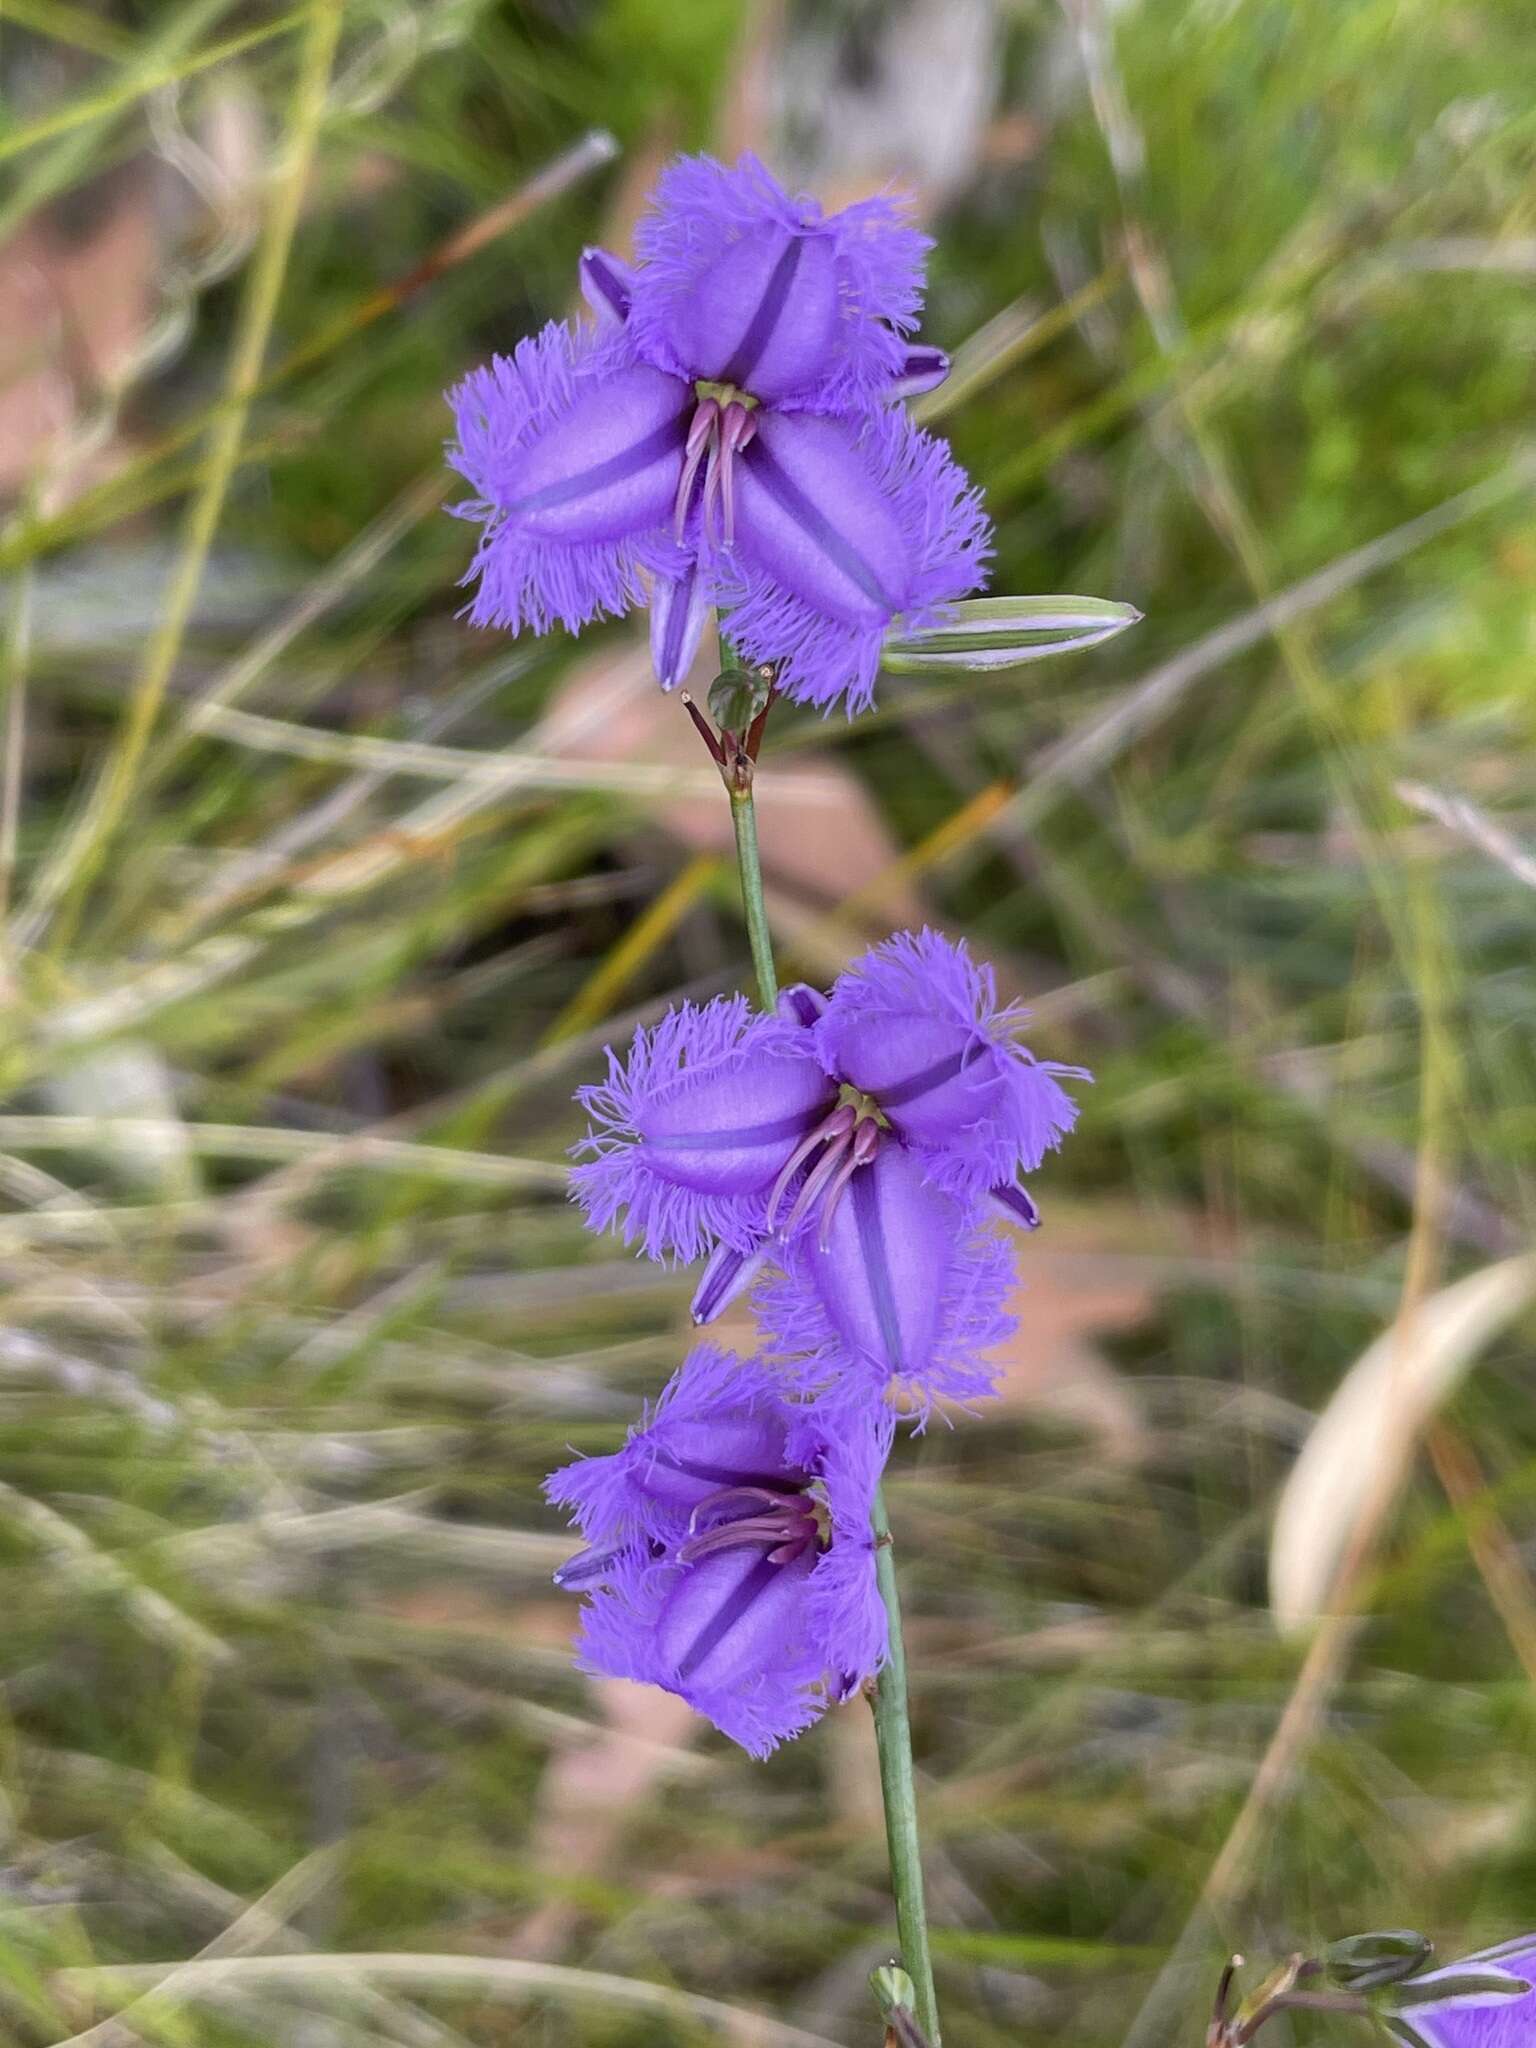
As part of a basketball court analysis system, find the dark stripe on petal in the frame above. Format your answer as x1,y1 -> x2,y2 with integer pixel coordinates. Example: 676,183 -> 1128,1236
511,412 -> 689,518
721,236 -> 803,388
875,1042 -> 985,1109
675,1552 -> 781,1682
741,439 -> 894,612
642,1107 -> 825,1152
852,1164 -> 904,1375
649,1448 -> 805,1493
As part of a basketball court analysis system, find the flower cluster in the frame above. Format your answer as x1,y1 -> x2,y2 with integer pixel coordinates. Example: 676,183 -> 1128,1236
547,928 -> 1085,1750
457,149 -> 1088,1753
446,152 -> 988,714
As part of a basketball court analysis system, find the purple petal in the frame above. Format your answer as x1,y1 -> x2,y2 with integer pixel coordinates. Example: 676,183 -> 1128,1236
680,225 -> 842,403
793,1405 -> 891,1695
501,364 -> 689,543
654,1539 -> 818,1692
634,1038 -> 831,1199
734,411 -> 905,628
714,404 -> 990,715
758,1146 -> 1015,1411
447,323 -> 688,640
649,553 -> 709,689
573,1549 -> 822,1758
819,929 -> 1086,1199
572,997 -> 830,1263
546,1343 -> 805,1545
889,344 -> 950,399
691,1240 -> 769,1324
579,246 -> 635,328
624,152 -> 928,412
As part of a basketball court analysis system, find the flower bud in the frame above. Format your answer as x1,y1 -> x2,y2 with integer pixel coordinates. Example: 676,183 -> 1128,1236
1324,1930 -> 1434,1990
708,664 -> 774,732
881,593 -> 1142,673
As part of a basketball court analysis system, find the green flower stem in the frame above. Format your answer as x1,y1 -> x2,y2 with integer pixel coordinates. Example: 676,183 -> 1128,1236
729,784 -> 779,1011
724,771 -> 941,2046
870,1483 -> 941,2045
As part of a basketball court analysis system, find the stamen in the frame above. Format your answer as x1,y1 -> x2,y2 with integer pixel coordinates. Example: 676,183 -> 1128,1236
778,1125 -> 857,1241
816,1117 -> 881,1250
716,401 -> 756,547
764,1100 -> 855,1230
677,1497 -> 819,1565
673,397 -> 719,541
687,1483 -> 793,1533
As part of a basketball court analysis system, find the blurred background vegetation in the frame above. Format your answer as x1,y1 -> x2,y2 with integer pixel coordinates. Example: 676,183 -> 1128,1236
1,0 -> 1535,2043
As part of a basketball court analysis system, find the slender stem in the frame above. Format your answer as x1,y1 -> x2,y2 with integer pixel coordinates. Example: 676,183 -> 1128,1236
722,763 -> 941,2046
871,1484 -> 942,2046
729,784 -> 779,1009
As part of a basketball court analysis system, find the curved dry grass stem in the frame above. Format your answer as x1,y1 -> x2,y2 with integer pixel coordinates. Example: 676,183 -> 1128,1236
24,0 -> 346,950
52,1952 -> 847,2048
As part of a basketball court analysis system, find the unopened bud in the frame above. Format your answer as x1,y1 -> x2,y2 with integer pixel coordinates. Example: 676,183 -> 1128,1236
1323,1930 -> 1434,1990
708,665 -> 773,732
881,594 -> 1142,674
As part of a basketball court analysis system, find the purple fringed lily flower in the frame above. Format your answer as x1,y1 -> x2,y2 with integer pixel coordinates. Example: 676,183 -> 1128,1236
446,152 -> 989,714
1384,1939 -> 1536,2048
547,1343 -> 888,1756
572,927 -> 1086,1407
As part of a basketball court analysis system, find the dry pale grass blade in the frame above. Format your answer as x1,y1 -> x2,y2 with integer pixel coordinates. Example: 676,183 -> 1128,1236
1269,1255 -> 1536,1634
21,0 -> 347,944
0,1478 -> 232,1664
52,1953 -> 849,2048
1001,448 -> 1536,840
0,1115 -> 565,1190
1395,780 -> 1536,892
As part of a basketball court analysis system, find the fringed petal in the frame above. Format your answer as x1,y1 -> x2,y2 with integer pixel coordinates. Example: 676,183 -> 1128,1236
572,997 -> 831,1264
546,1344 -> 804,1549
446,321 -> 689,640
757,1146 -> 1016,1416
820,928 -> 1087,1198
625,152 -> 929,412
794,1405 -> 891,1698
714,404 -> 991,714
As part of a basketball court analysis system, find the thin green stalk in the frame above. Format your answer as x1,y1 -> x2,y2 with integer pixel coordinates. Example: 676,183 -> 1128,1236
729,785 -> 779,1009
871,1484 -> 942,2045
725,772 -> 941,2046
